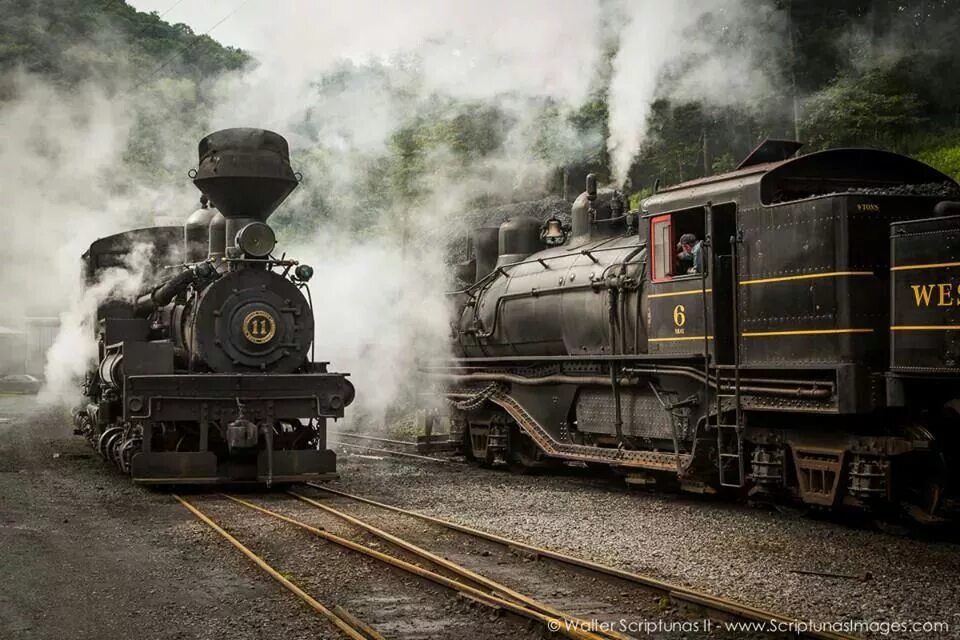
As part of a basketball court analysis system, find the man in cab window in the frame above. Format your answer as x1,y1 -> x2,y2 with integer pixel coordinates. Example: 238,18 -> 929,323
676,233 -> 703,274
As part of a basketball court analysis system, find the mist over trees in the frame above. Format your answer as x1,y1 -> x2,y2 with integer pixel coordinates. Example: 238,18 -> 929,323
1,0 -> 959,228
0,0 -> 250,200
613,0 -> 960,194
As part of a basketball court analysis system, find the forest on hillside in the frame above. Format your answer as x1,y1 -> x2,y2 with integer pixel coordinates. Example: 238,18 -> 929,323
1,0 -> 958,231
0,0 -> 249,195
625,0 -> 960,191
261,0 -> 960,230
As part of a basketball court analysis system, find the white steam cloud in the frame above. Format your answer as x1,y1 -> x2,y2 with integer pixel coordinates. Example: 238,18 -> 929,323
200,0 -> 614,421
10,0 -> 785,420
40,244 -> 156,405
607,0 -> 784,182
0,70 -> 200,403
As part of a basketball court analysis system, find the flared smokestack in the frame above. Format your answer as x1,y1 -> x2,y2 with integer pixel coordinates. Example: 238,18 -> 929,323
192,128 -> 298,220
192,128 -> 298,259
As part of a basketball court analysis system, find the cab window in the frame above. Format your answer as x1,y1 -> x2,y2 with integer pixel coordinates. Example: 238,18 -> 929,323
650,207 -> 706,282
652,215 -> 672,281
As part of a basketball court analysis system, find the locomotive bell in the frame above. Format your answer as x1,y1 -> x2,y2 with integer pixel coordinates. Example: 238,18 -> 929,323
541,218 -> 566,247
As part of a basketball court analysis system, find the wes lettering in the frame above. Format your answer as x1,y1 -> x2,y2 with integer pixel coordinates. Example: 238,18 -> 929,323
911,283 -> 960,307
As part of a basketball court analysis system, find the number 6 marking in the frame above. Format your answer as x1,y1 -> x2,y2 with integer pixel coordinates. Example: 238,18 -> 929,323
673,304 -> 686,327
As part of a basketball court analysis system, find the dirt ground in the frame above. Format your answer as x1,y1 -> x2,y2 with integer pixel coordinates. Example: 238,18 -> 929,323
0,395 -> 338,640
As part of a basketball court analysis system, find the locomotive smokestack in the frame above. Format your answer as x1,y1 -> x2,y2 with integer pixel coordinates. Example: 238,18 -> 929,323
192,128 -> 298,259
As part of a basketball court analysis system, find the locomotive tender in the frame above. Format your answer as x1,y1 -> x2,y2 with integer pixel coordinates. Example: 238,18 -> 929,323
440,140 -> 960,521
74,128 -> 354,485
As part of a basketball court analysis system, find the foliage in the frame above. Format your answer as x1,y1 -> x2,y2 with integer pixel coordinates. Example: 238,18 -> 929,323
622,0 -> 960,197
914,135 -> 960,181
0,1 -> 253,205
801,69 -> 927,149
0,0 -> 249,84
5,0 -> 960,224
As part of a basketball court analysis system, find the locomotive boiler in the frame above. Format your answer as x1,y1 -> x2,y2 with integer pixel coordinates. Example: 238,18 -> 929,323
438,140 -> 960,522
74,128 -> 355,485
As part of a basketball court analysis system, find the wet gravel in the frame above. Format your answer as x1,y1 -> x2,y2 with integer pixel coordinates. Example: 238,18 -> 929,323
0,396 -> 333,640
329,449 -> 960,639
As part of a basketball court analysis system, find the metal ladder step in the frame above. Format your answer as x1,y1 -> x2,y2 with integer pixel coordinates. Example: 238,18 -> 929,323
716,422 -> 744,488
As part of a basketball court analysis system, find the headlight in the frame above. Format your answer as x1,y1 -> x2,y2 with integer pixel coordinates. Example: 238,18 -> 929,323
235,222 -> 276,258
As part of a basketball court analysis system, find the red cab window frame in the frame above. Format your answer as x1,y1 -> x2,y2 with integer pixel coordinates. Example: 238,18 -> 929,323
650,214 -> 674,282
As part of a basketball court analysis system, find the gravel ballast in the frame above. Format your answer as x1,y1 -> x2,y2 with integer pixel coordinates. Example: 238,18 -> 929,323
329,449 -> 960,639
5,391 -> 958,640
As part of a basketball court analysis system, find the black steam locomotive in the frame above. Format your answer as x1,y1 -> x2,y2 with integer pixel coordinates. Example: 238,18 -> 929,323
74,128 -> 355,485
439,140 -> 960,522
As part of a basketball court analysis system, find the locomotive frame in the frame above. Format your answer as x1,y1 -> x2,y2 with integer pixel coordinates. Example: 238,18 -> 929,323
439,140 -> 960,522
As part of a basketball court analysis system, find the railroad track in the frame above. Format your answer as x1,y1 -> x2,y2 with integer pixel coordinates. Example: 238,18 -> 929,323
177,483 -> 860,639
175,495 -> 379,640
330,431 -> 460,465
177,493 -> 620,639
302,482 -> 860,640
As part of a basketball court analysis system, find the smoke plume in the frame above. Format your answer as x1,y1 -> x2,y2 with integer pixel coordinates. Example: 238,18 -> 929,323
40,243 -> 157,404
606,0 -> 785,182
12,0 -> 788,421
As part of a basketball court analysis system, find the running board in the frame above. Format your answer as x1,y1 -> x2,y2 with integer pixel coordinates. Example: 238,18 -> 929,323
489,390 -> 691,473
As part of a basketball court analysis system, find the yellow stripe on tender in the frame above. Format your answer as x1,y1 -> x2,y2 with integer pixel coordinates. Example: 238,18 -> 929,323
742,328 -> 874,337
648,335 -> 714,342
890,261 -> 960,272
648,288 -> 712,299
740,271 -> 873,286
891,325 -> 960,331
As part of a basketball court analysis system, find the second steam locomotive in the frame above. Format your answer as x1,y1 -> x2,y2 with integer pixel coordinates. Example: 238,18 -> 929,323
439,140 -> 960,522
74,128 -> 354,485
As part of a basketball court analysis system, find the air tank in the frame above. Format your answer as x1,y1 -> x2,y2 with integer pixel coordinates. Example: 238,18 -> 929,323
496,217 -> 541,267
473,227 -> 499,281
185,196 -> 217,263
208,210 -> 226,262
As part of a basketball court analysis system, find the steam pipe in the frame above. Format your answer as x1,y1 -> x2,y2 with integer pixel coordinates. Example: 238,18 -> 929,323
134,262 -> 216,315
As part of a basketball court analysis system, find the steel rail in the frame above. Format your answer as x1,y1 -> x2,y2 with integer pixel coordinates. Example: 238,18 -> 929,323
173,495 -> 372,640
223,495 -> 606,640
304,485 -> 859,640
336,441 -> 459,464
287,491 -> 633,640
330,431 -> 417,447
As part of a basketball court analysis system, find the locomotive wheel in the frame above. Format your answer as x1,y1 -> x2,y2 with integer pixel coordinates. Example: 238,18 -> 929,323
105,430 -> 125,466
97,427 -> 123,459
118,437 -> 141,474
507,427 -> 558,475
885,447 -> 948,524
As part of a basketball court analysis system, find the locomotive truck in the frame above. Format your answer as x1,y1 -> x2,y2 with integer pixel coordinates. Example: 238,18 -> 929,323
74,128 -> 354,485
437,140 -> 960,522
